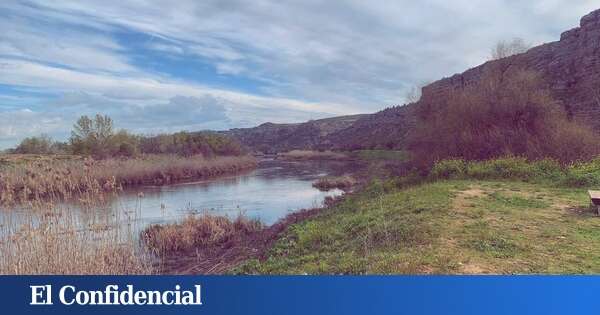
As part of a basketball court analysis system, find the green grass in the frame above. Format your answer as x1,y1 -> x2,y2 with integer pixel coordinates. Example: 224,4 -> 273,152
237,179 -> 600,274
429,156 -> 600,187
351,150 -> 410,162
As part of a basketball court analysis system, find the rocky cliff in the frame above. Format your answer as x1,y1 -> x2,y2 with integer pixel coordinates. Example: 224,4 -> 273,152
422,8 -> 600,128
228,8 -> 600,152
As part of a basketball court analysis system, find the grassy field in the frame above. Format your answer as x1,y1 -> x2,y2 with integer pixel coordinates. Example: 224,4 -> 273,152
237,179 -> 600,274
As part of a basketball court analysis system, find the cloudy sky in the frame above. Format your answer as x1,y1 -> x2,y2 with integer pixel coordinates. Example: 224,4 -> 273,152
0,1 -> 598,148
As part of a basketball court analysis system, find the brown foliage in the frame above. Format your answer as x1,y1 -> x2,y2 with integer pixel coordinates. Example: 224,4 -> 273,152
409,67 -> 600,166
142,213 -> 263,255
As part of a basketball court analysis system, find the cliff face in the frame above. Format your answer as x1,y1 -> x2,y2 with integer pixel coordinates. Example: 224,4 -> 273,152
422,8 -> 600,128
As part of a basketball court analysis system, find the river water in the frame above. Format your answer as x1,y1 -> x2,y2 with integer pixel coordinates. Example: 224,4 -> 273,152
107,158 -> 350,227
0,159 -> 353,237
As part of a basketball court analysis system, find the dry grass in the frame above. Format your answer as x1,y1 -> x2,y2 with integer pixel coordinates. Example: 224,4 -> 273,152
312,176 -> 357,191
0,154 -> 257,275
0,155 -> 257,204
0,197 -> 154,274
142,213 -> 263,256
277,150 -> 349,161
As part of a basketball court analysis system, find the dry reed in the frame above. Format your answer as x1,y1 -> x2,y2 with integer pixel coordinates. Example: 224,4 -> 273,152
142,213 -> 263,256
0,155 -> 257,205
312,176 -> 357,191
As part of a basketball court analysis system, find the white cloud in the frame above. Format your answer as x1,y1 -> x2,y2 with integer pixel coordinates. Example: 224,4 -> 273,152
0,0 -> 599,147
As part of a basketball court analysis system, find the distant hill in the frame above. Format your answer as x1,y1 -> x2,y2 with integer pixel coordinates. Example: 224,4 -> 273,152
222,114 -> 367,153
227,8 -> 600,152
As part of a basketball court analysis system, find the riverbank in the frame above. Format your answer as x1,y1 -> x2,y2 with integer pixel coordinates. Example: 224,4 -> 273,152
143,196 -> 342,274
237,178 -> 599,274
0,154 -> 257,204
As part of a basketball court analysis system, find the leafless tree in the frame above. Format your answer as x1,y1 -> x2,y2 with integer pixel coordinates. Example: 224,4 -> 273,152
405,81 -> 430,104
491,38 -> 530,60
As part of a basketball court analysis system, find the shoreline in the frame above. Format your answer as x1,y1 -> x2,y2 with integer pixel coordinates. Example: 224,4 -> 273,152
152,194 -> 346,275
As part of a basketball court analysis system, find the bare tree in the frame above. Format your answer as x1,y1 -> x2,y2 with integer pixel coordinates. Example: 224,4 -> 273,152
405,81 -> 430,104
491,38 -> 530,60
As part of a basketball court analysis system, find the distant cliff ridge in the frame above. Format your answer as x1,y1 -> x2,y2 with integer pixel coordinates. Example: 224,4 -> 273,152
228,9 -> 600,152
223,114 -> 367,153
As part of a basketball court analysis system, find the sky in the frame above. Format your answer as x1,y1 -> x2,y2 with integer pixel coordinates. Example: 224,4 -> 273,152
0,0 -> 598,148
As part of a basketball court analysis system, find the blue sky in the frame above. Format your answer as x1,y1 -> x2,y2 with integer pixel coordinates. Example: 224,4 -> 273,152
0,1 -> 598,148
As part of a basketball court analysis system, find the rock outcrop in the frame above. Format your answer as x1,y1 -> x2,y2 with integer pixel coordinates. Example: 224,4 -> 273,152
422,8 -> 600,128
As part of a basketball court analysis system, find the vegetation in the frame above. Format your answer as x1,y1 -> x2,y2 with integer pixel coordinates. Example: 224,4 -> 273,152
142,214 -> 262,256
0,175 -> 153,274
491,38 -> 530,60
350,150 -> 409,162
313,176 -> 357,191
429,157 -> 600,187
139,131 -> 243,157
277,150 -> 350,161
0,155 -> 256,204
13,134 -> 67,155
409,68 -> 600,166
12,114 -> 245,159
237,178 -> 600,274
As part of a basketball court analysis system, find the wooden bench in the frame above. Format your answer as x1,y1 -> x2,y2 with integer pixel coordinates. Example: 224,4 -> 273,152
588,190 -> 600,215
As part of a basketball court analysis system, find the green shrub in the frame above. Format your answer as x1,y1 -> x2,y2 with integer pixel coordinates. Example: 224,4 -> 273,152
564,159 -> 600,187
429,157 -> 567,183
427,156 -> 600,188
429,159 -> 467,179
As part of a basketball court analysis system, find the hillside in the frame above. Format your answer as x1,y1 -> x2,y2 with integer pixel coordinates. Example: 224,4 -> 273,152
228,8 -> 600,152
223,114 -> 366,153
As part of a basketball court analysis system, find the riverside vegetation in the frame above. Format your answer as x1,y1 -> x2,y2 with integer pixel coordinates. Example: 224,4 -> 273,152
0,114 -> 257,275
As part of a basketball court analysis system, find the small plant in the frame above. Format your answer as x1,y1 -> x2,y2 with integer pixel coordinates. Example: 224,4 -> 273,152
312,176 -> 357,191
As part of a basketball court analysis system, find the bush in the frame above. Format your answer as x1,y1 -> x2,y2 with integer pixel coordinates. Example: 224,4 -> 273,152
14,134 -> 55,154
139,131 -> 245,157
429,159 -> 467,179
564,158 -> 600,187
409,67 -> 600,166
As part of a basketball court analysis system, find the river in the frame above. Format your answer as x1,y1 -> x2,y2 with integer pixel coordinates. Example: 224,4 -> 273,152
1,159 -> 352,236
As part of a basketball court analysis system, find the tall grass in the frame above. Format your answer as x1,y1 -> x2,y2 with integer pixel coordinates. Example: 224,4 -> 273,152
0,190 -> 154,274
142,213 -> 263,256
0,155 -> 257,204
429,156 -> 600,187
312,176 -> 357,191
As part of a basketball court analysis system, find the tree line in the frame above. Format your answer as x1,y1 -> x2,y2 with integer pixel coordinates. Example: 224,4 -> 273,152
10,114 -> 245,158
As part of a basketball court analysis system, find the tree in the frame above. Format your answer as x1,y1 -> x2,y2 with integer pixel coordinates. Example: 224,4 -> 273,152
491,38 -> 530,60
14,134 -> 54,154
70,114 -> 114,157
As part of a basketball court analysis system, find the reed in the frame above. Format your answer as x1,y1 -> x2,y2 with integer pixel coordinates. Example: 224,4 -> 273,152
0,194 -> 154,274
0,155 -> 257,205
142,213 -> 263,256
312,176 -> 357,191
